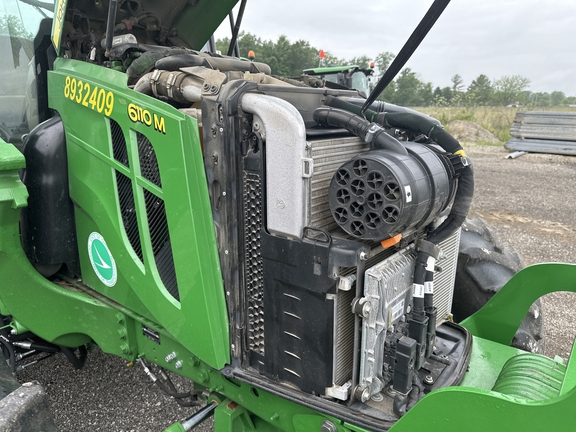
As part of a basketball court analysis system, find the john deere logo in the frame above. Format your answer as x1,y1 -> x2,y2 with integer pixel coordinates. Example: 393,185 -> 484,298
88,232 -> 117,287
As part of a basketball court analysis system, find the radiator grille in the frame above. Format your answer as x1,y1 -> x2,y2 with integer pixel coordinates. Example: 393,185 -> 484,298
144,189 -> 179,301
244,172 -> 265,354
111,119 -> 129,167
137,133 -> 162,188
115,171 -> 142,261
309,136 -> 370,231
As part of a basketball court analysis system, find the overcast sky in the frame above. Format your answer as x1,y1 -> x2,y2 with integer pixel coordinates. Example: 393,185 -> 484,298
216,0 -> 576,96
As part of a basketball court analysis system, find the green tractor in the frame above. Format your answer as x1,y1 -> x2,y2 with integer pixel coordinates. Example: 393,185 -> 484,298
0,0 -> 571,430
302,65 -> 373,96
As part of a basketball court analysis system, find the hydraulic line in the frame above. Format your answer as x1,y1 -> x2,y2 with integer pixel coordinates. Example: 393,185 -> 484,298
180,402 -> 218,430
60,345 -> 88,369
137,359 -> 202,406
424,256 -> 436,310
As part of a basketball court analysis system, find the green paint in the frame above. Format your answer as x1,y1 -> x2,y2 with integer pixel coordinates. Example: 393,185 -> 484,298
461,263 -> 576,345
303,65 -> 361,75
45,58 -> 230,369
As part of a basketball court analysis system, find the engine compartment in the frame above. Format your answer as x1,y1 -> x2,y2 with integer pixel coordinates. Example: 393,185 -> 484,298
49,1 -> 474,425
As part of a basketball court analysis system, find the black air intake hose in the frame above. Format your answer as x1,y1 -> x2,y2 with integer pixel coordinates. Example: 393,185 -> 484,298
325,96 -> 463,153
385,112 -> 463,155
324,96 -> 463,155
313,107 -> 408,155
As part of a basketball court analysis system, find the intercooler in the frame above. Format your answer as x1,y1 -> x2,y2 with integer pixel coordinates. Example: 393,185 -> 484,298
307,136 -> 371,232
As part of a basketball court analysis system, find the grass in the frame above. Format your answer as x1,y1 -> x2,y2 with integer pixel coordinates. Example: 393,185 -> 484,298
414,106 -> 576,143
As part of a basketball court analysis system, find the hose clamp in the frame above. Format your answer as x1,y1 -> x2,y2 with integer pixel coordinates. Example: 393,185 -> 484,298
365,123 -> 381,143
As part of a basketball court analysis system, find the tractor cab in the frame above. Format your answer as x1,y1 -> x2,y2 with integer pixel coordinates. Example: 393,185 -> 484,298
303,64 -> 373,95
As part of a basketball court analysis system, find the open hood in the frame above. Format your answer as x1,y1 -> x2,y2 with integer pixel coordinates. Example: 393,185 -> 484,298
54,0 -> 239,51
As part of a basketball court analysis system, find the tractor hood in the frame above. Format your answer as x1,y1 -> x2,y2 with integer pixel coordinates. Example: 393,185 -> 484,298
53,0 -> 239,52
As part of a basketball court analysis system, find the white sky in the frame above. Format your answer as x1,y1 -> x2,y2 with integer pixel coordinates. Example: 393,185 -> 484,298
216,0 -> 576,96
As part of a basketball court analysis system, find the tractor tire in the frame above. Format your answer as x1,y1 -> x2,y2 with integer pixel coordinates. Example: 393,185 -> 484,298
453,218 -> 545,353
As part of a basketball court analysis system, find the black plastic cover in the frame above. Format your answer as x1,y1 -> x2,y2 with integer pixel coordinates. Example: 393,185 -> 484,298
21,115 -> 79,277
393,336 -> 416,394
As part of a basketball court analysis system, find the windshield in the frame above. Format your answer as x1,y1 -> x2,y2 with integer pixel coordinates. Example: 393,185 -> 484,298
351,71 -> 370,96
321,71 -> 370,95
0,0 -> 53,146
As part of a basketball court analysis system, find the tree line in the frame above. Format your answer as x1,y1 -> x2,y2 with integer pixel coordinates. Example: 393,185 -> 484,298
217,33 -> 576,108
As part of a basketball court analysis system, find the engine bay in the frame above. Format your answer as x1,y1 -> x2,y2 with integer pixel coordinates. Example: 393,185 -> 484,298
50,0 -> 475,425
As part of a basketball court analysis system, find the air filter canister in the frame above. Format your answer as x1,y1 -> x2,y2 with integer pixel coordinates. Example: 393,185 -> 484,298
328,142 -> 452,241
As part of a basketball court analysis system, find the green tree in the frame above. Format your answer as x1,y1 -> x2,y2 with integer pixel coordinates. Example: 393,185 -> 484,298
217,33 -> 319,77
0,15 -> 34,39
451,74 -> 465,93
322,51 -> 346,67
393,68 -> 424,106
374,51 -> 395,76
528,92 -> 551,107
349,55 -> 372,69
440,86 -> 453,103
376,80 -> 396,103
467,74 -> 493,106
418,82 -> 434,106
493,75 -> 531,106
550,91 -> 566,106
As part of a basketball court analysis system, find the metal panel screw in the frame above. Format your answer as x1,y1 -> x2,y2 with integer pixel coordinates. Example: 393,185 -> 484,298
165,352 -> 177,363
175,360 -> 183,369
320,420 -> 337,432
424,375 -> 434,385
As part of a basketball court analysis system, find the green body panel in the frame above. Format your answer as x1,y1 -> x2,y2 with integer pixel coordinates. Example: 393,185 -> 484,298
461,263 -> 576,345
0,142 -> 137,352
560,335 -> 576,395
40,57 -> 229,369
391,380 -> 576,431
303,65 -> 360,75
173,0 -> 239,49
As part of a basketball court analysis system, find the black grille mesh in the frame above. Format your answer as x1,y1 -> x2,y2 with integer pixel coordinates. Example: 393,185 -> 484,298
244,172 -> 264,354
137,132 -> 162,188
143,189 -> 179,301
111,119 -> 129,167
116,171 -> 143,261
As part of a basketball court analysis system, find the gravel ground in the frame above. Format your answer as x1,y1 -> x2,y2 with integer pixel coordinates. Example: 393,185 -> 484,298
16,142 -> 576,431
